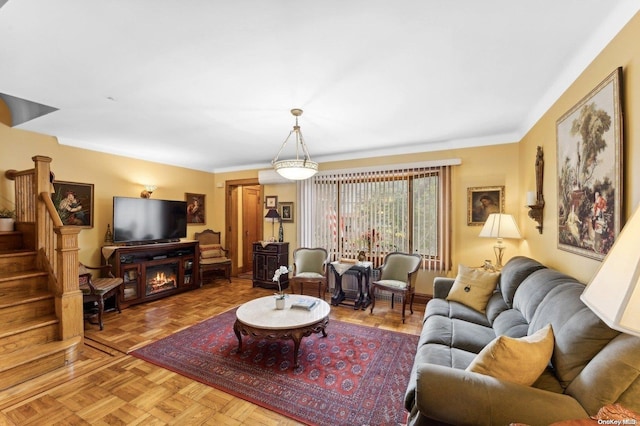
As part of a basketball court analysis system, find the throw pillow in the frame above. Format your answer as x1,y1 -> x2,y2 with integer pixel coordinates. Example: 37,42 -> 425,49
446,264 -> 500,313
200,244 -> 223,259
466,324 -> 554,386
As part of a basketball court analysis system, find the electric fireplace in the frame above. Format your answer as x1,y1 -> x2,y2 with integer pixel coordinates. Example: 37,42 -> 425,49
146,262 -> 179,296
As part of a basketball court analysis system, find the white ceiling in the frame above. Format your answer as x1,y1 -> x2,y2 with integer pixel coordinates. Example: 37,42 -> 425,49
1,1 -> 638,173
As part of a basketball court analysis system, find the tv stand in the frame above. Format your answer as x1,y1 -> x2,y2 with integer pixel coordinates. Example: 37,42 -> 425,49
102,241 -> 200,308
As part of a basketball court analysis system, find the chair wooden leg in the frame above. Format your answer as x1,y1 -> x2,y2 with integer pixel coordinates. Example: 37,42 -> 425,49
401,296 -> 407,323
97,297 -> 104,331
369,287 -> 376,314
409,293 -> 414,314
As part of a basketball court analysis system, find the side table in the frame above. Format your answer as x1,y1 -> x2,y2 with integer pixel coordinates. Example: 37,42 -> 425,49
329,261 -> 373,310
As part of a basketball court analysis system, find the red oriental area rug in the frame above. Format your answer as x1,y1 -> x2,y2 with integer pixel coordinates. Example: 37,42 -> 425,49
131,308 -> 418,426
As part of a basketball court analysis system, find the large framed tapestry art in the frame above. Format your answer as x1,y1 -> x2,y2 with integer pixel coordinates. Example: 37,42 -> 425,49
556,67 -> 623,260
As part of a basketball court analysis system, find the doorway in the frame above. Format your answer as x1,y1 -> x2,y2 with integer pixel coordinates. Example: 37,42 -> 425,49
225,179 -> 262,276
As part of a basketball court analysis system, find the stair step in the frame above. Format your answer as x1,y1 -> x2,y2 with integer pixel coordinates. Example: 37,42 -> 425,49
0,231 -> 24,251
0,336 -> 83,390
0,250 -> 37,273
0,269 -> 47,284
0,271 -> 49,304
0,292 -> 55,325
0,315 -> 59,356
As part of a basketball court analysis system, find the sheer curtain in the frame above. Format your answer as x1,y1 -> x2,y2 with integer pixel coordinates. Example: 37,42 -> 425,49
298,161 -> 455,272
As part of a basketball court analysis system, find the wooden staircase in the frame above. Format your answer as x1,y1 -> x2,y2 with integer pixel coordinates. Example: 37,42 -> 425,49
0,156 -> 83,391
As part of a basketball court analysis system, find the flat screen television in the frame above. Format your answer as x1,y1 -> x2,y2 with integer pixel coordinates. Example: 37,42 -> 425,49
113,197 -> 187,244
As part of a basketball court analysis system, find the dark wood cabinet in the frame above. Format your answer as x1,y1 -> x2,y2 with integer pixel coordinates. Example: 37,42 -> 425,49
102,241 -> 200,308
252,242 -> 289,289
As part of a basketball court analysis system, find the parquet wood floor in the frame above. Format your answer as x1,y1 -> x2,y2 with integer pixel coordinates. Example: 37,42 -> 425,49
0,277 -> 425,425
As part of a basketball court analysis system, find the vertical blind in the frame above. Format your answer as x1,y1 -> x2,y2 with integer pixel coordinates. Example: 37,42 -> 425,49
298,164 -> 453,271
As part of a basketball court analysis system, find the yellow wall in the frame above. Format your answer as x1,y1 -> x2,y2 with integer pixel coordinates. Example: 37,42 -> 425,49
518,11 -> 640,283
0,125 -> 215,264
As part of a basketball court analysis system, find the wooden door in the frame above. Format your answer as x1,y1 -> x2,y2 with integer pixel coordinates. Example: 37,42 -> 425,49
242,185 -> 261,273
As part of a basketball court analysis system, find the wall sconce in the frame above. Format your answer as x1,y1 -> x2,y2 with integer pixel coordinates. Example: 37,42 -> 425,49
526,146 -> 544,234
141,184 -> 157,199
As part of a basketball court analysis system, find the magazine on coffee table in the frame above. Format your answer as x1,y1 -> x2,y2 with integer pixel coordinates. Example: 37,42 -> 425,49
291,298 -> 319,311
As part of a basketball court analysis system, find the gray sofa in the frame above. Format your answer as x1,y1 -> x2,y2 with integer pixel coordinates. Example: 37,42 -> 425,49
405,256 -> 640,426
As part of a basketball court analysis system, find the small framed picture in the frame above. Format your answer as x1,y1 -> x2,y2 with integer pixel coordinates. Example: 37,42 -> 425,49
52,181 -> 94,228
185,193 -> 205,224
467,186 -> 505,226
278,201 -> 294,223
265,195 -> 278,209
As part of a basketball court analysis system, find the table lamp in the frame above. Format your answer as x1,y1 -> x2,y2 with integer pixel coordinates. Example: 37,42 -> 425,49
265,208 -> 281,242
479,213 -> 522,269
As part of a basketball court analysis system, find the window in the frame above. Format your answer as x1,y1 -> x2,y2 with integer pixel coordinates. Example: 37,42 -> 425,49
299,164 -> 453,271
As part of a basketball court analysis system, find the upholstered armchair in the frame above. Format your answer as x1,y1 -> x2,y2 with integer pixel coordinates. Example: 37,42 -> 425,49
291,247 -> 328,300
195,229 -> 232,283
369,252 -> 421,323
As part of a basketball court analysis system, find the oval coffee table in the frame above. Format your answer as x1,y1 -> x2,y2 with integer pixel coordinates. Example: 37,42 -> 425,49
233,295 -> 330,368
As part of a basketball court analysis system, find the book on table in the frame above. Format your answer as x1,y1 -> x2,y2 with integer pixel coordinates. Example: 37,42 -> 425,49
291,298 -> 319,311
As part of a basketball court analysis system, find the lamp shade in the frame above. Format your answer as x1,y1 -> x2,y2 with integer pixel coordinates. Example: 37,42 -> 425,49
479,214 -> 522,239
265,208 -> 280,220
273,159 -> 318,180
271,109 -> 319,181
581,204 -> 640,337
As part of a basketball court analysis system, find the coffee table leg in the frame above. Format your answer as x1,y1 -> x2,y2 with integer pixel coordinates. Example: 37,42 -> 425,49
292,336 -> 302,368
233,320 -> 243,351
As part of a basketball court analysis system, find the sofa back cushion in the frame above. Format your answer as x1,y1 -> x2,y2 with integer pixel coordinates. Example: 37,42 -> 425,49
528,281 -> 620,388
499,256 -> 546,308
565,334 -> 640,415
513,269 -> 571,323
565,333 -> 640,415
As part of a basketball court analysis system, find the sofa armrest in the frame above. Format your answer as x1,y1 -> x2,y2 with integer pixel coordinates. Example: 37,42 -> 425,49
413,364 -> 588,426
433,277 -> 455,299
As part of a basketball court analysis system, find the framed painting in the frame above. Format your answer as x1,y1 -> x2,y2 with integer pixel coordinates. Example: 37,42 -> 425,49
556,67 -> 623,260
52,181 -> 94,228
278,201 -> 294,223
265,195 -> 278,209
467,186 -> 505,226
186,193 -> 205,224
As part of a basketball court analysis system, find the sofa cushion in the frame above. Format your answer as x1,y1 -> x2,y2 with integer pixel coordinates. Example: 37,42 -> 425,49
528,281 -> 621,388
446,264 -> 500,313
420,314 -> 496,354
424,298 -> 492,327
565,333 -> 640,415
200,243 -> 224,258
513,269 -> 574,323
466,324 -> 554,386
499,256 -> 546,308
492,308 -> 529,338
485,292 -> 509,324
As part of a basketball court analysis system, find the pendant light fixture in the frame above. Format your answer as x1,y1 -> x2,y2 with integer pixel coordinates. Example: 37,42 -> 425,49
272,108 -> 318,180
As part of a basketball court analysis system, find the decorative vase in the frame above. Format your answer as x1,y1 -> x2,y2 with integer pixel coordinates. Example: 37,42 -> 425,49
104,224 -> 113,244
275,297 -> 286,310
278,220 -> 284,242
